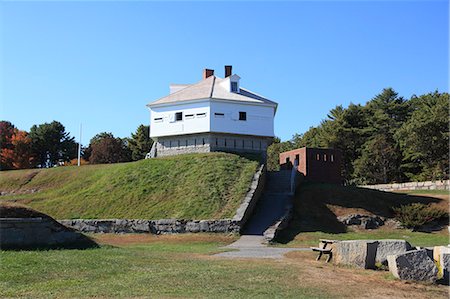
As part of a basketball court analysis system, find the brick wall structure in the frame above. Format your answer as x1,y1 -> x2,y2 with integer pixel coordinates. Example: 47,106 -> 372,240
279,147 -> 342,184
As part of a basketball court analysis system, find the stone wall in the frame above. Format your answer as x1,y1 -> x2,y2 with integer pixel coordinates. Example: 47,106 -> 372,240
0,217 -> 96,249
232,164 -> 266,230
359,180 -> 449,191
154,133 -> 271,159
59,219 -> 240,234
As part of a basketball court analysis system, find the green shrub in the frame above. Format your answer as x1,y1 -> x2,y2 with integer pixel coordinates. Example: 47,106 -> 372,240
393,203 -> 447,229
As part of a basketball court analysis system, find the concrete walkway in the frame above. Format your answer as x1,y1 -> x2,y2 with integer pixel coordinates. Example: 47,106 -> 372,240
215,235 -> 308,259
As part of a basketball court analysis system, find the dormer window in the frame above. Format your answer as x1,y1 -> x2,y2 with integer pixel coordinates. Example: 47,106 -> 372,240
231,81 -> 238,93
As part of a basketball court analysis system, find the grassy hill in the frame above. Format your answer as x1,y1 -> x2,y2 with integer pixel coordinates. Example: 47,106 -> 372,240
276,183 -> 449,247
0,153 -> 258,220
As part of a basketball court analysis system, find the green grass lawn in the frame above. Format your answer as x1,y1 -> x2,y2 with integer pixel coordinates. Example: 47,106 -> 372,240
0,153 -> 258,220
1,234 -> 447,298
0,235 -> 329,299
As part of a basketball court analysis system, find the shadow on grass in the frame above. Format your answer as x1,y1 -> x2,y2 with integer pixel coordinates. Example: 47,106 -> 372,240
0,237 -> 99,251
276,183 -> 443,244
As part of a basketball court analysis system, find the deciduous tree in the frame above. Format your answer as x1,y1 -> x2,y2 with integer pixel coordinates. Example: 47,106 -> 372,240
0,121 -> 16,170
0,129 -> 34,170
88,132 -> 131,164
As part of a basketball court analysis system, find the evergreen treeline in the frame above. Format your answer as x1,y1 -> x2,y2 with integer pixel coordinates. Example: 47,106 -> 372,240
267,89 -> 449,184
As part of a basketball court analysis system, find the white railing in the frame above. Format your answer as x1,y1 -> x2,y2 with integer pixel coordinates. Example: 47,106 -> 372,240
145,142 -> 157,159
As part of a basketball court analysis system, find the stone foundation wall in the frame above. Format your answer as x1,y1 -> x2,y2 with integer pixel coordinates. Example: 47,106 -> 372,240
58,219 -> 240,234
0,217 -> 96,249
360,180 -> 449,191
232,164 -> 266,230
154,133 -> 271,159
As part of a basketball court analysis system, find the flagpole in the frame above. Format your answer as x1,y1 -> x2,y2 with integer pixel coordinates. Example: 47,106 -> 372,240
77,123 -> 82,166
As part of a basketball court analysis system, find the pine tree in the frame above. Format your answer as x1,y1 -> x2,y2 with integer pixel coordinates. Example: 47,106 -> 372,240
128,125 -> 153,161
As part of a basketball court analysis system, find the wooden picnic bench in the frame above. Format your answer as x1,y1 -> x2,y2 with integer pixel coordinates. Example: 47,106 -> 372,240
310,239 -> 336,263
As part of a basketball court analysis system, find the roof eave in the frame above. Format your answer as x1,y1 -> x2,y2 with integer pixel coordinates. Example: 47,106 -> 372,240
147,98 -> 211,108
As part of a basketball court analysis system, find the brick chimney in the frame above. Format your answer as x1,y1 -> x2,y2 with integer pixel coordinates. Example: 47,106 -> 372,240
203,69 -> 214,80
225,65 -> 232,77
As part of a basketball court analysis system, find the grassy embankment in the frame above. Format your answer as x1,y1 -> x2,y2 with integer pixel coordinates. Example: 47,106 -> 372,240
0,153 -> 258,220
1,234 -> 447,298
276,183 -> 449,247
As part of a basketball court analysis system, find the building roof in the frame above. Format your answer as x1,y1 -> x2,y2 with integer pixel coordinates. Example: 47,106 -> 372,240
147,76 -> 277,107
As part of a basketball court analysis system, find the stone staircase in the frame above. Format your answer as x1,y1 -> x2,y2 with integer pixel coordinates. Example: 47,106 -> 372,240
243,170 -> 292,235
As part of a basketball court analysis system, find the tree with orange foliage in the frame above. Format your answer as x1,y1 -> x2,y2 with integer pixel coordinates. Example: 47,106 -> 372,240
12,130 -> 34,169
0,121 -> 16,170
64,158 -> 89,166
0,129 -> 34,170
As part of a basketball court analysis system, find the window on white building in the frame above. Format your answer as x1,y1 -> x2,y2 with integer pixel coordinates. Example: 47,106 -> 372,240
231,81 -> 238,92
175,112 -> 183,121
239,111 -> 247,121
154,117 -> 163,123
196,113 -> 206,118
185,114 -> 194,119
214,113 -> 225,118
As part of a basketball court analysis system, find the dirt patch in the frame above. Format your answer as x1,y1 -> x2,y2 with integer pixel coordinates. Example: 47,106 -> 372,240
326,204 -> 374,217
93,233 -> 238,247
207,249 -> 447,298
281,251 -> 447,298
420,194 -> 448,211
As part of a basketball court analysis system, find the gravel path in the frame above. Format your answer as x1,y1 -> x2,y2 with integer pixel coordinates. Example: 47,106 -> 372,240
215,235 -> 309,259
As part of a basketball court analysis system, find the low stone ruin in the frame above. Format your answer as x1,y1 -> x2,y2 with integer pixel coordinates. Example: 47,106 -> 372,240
330,239 -> 448,283
434,246 -> 450,283
333,240 -> 378,269
387,250 -> 438,283
375,240 -> 412,265
337,214 -> 385,229
0,205 -> 97,250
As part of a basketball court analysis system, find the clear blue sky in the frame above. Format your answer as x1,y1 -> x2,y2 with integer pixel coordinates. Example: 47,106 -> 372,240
1,1 -> 448,144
